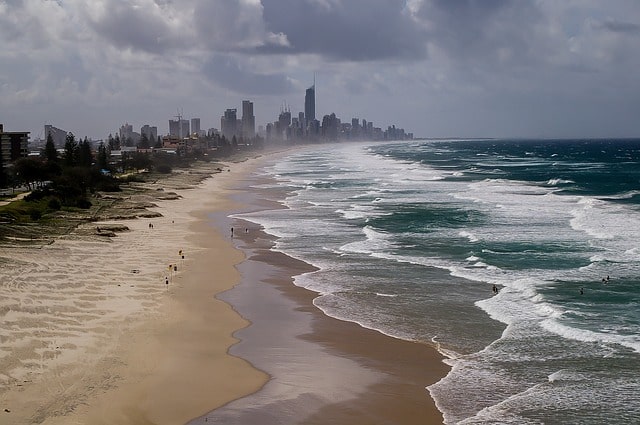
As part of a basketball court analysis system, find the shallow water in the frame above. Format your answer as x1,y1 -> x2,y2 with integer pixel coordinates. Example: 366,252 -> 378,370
236,139 -> 640,424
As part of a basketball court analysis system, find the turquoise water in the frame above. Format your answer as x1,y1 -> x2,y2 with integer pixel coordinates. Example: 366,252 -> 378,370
237,139 -> 640,424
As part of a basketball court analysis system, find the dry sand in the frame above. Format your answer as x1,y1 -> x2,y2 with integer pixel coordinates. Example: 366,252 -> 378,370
0,159 -> 268,425
1,149 -> 449,425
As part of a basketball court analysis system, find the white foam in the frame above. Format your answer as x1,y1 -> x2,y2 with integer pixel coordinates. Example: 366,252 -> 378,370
459,230 -> 479,242
541,318 -> 640,353
375,292 -> 397,298
546,178 -> 575,186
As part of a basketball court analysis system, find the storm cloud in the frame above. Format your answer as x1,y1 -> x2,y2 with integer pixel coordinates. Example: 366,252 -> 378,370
1,0 -> 639,139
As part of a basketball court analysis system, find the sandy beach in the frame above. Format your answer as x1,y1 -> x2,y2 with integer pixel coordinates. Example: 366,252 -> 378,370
0,150 -> 449,424
191,162 -> 449,424
0,159 -> 268,424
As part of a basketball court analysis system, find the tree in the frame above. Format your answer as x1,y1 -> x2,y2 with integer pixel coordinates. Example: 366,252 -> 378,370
78,137 -> 93,167
130,152 -> 152,170
44,132 -> 58,163
14,158 -> 47,190
97,142 -> 109,170
108,134 -> 117,151
64,132 -> 78,167
138,132 -> 150,149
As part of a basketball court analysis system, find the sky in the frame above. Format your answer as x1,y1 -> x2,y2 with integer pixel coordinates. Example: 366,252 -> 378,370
1,0 -> 640,140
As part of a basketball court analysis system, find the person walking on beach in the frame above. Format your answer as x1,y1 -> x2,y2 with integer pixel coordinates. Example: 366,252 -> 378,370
231,227 -> 234,237
165,277 -> 169,286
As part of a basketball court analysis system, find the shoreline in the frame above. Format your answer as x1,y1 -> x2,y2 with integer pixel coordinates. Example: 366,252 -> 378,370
0,157 -> 270,424
192,161 -> 449,424
0,148 -> 450,424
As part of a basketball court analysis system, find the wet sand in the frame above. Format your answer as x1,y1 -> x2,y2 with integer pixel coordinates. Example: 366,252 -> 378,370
0,149 -> 449,425
190,168 -> 449,424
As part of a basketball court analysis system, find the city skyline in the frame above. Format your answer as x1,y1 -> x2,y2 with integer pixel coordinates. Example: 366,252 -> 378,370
1,1 -> 640,140
28,83 -> 410,145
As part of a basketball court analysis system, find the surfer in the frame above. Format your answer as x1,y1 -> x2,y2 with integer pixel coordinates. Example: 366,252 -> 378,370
492,284 -> 499,295
580,287 -> 584,295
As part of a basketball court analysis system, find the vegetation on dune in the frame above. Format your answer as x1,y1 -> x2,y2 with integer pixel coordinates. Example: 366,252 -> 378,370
0,132 -> 259,240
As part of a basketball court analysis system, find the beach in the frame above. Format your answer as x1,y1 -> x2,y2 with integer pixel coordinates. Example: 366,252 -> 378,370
0,150 -> 448,424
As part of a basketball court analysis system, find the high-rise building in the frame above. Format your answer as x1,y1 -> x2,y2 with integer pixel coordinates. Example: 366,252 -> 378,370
119,123 -> 134,143
141,125 -> 158,144
169,120 -> 179,137
352,118 -> 361,138
180,120 -> 190,138
0,124 -> 29,176
44,124 -> 68,148
241,100 -> 255,139
169,119 -> 189,138
191,118 -> 201,136
221,109 -> 238,140
278,107 -> 292,139
305,84 -> 315,123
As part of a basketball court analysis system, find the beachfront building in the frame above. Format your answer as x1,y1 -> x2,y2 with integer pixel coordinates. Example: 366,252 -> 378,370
140,125 -> 158,144
305,85 -> 315,123
44,124 -> 67,148
241,101 -> 255,139
321,113 -> 339,140
0,124 -> 30,185
169,119 -> 189,138
190,118 -> 200,136
221,109 -> 238,140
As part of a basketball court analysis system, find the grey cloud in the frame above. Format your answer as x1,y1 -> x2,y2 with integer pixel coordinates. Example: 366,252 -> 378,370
89,2 -> 179,54
600,19 -> 640,35
202,55 -> 295,95
194,0 -> 289,52
0,0 -> 57,48
415,0 -> 542,63
257,0 -> 427,61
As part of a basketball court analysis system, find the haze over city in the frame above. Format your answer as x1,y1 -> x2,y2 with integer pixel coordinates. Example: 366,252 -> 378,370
1,0 -> 639,140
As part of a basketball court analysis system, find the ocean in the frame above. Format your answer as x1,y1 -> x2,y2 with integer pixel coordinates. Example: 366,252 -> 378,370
236,139 -> 640,424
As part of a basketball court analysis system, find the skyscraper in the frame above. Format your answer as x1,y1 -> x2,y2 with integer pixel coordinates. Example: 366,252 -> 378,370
169,119 -> 189,138
141,125 -> 157,142
221,109 -> 238,140
241,100 -> 255,139
305,84 -> 315,123
191,118 -> 201,136
180,119 -> 190,138
44,124 -> 67,148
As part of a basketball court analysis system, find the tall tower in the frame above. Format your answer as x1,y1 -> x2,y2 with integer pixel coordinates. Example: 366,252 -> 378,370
191,118 -> 201,136
241,100 -> 255,139
221,109 -> 238,140
305,81 -> 315,123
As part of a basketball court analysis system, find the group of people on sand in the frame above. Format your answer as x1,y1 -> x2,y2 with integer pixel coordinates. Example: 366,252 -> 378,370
230,226 -> 249,238
165,249 -> 185,286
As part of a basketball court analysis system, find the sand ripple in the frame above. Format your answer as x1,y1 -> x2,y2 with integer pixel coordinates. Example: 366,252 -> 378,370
0,185 -> 205,420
